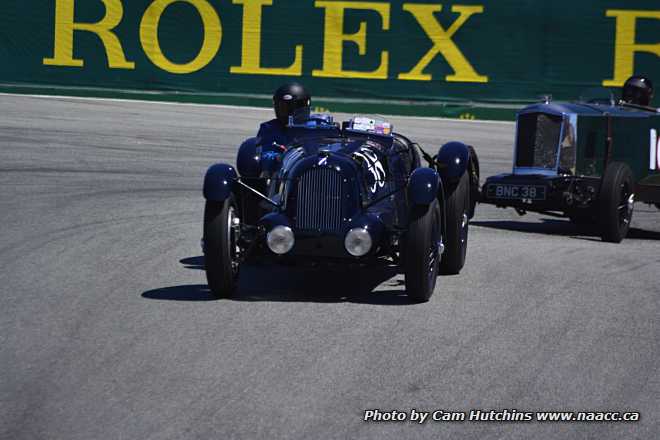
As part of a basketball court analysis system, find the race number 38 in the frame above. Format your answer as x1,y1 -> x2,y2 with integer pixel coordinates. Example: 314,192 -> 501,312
651,129 -> 660,170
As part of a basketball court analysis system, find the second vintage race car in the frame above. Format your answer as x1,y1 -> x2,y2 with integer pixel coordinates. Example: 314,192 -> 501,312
481,92 -> 660,242
202,113 -> 480,302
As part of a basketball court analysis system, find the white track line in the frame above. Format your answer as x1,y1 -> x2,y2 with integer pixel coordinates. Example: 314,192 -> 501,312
0,92 -> 515,125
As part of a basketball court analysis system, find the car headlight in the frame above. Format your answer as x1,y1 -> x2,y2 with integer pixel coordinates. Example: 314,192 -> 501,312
267,225 -> 294,255
344,227 -> 372,257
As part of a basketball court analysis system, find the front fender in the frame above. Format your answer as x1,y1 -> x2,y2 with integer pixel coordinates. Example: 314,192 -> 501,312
436,141 -> 470,184
203,163 -> 238,202
236,137 -> 261,178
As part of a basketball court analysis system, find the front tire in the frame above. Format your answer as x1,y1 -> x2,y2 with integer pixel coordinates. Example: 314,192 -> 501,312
204,197 -> 241,298
403,200 -> 441,303
440,172 -> 470,274
599,162 -> 634,243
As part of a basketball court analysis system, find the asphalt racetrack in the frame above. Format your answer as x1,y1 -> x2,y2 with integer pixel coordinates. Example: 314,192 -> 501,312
1,94 -> 658,439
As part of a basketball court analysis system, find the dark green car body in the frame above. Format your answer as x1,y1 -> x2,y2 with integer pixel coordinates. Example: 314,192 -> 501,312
481,99 -> 660,241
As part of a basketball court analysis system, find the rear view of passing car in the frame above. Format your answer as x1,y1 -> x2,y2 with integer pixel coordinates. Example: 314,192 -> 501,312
202,114 -> 480,302
481,95 -> 660,242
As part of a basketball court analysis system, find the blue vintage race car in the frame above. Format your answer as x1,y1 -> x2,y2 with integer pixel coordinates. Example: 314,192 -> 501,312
202,114 -> 480,302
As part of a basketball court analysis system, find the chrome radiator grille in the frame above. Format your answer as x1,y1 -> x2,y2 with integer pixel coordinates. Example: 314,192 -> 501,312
295,167 -> 343,232
516,113 -> 562,169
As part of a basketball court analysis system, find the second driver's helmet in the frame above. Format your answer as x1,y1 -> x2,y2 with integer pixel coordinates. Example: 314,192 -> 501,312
273,82 -> 311,125
622,75 -> 654,106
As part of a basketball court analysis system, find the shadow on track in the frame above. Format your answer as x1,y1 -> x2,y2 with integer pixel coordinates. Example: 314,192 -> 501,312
471,219 -> 660,241
142,258 -> 413,305
180,256 -> 204,270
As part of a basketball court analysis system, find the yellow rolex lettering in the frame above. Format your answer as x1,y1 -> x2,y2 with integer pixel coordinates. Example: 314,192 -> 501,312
312,1 -> 390,79
230,0 -> 303,76
139,0 -> 222,74
603,9 -> 660,87
398,4 -> 487,83
43,0 -> 134,68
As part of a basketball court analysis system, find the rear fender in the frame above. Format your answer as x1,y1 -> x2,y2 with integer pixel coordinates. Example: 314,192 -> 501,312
437,141 -> 470,186
203,163 -> 238,202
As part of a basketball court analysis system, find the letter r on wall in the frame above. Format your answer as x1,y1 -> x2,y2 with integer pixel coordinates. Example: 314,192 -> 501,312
603,9 -> 660,87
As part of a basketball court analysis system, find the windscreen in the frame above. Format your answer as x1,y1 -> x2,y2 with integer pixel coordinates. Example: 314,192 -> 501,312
287,108 -> 331,126
515,113 -> 562,169
346,115 -> 393,136
578,87 -> 616,105
558,114 -> 577,172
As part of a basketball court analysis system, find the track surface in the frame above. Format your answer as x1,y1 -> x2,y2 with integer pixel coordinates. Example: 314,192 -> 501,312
1,95 -> 658,440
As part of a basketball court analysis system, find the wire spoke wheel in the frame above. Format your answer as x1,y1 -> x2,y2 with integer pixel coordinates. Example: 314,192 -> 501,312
227,206 -> 241,275
616,187 -> 634,226
204,197 -> 241,298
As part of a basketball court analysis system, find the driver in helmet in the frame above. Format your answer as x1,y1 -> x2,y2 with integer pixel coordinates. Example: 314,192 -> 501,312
621,75 -> 654,107
257,82 -> 312,147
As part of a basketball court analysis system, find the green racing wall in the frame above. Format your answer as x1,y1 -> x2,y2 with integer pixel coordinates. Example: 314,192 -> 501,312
1,0 -> 659,119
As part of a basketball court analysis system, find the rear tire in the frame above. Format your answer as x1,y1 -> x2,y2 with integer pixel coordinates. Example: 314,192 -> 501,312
467,145 -> 480,219
599,162 -> 634,243
403,200 -> 441,303
440,172 -> 470,274
204,197 -> 241,298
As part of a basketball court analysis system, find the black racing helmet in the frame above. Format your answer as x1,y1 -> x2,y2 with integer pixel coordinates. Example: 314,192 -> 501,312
622,75 -> 654,106
273,82 -> 311,125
